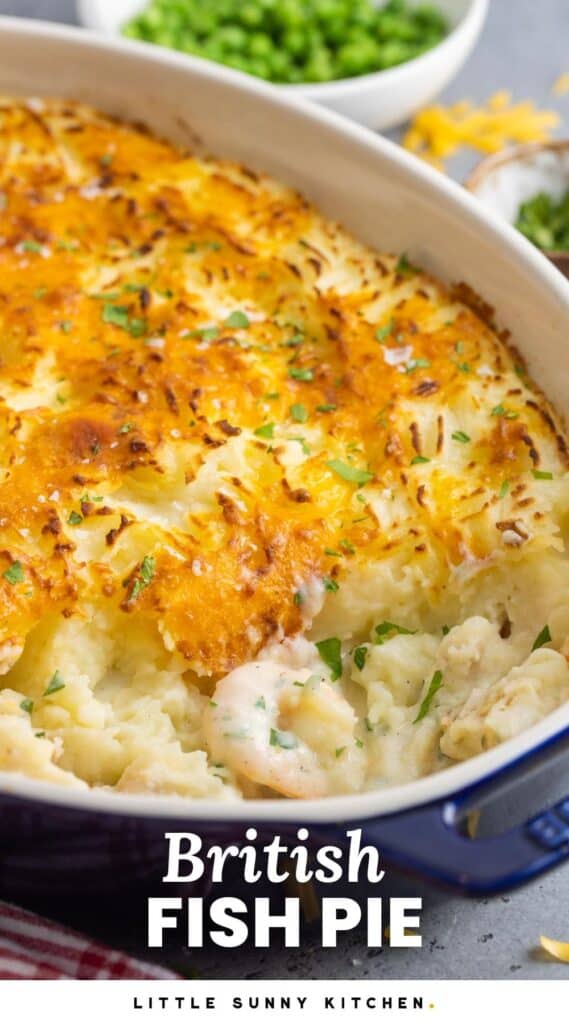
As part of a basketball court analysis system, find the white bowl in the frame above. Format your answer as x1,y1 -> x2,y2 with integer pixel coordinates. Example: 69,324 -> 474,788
0,15 -> 568,826
467,142 -> 569,277
76,0 -> 489,130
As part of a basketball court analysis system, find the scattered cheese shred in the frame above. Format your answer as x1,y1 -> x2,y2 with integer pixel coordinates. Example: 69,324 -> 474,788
403,91 -> 559,170
540,935 -> 569,963
552,72 -> 569,96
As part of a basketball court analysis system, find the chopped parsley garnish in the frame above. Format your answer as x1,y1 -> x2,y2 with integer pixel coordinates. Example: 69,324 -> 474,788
353,646 -> 367,671
102,303 -> 147,338
355,738 -> 364,749
59,320 -> 73,334
532,469 -> 553,480
375,621 -> 416,644
290,403 -> 308,423
130,555 -> 156,601
405,358 -> 431,373
187,326 -> 219,342
339,538 -> 355,554
411,455 -> 430,465
33,287 -> 48,300
315,637 -> 343,681
43,670 -> 66,697
317,403 -> 337,413
395,253 -> 419,276
2,561 -> 24,585
375,320 -> 394,343
288,367 -> 314,382
224,310 -> 250,329
254,423 -> 275,439
255,696 -> 266,710
335,746 -> 346,758
20,698 -> 34,714
20,239 -> 43,253
455,341 -> 465,354
118,422 -> 134,434
325,547 -> 340,557
67,510 -> 83,526
413,670 -> 443,723
491,404 -> 518,420
270,728 -> 298,749
499,479 -> 510,498
455,361 -> 471,373
323,577 -> 339,593
293,590 -> 304,606
451,430 -> 470,443
327,459 -> 373,485
532,624 -> 551,651
441,624 -> 450,636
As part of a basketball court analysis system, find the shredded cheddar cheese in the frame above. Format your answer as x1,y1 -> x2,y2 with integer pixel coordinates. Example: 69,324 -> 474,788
403,91 -> 560,170
552,72 -> 569,97
540,935 -> 569,963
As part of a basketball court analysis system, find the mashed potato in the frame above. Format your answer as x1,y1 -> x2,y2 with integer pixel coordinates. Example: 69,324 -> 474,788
0,97 -> 568,800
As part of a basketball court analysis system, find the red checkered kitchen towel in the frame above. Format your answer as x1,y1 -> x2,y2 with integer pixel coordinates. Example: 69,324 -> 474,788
0,900 -> 181,980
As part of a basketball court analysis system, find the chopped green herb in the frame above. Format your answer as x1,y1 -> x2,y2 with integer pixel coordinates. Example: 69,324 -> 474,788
339,538 -> 355,554
255,696 -> 266,710
20,698 -> 34,714
375,621 -> 416,644
515,189 -> 569,252
353,646 -> 367,671
43,670 -> 65,697
315,637 -> 342,681
455,341 -> 465,354
405,358 -> 431,373
102,303 -> 147,338
118,422 -> 134,434
100,152 -> 113,167
375,320 -> 394,343
491,404 -> 518,420
355,738 -> 364,749
290,403 -> 308,423
20,239 -> 43,253
67,510 -> 83,526
451,430 -> 470,444
395,252 -> 419,276
532,624 -> 552,651
224,310 -> 250,329
130,554 -> 156,601
288,367 -> 314,382
60,320 -> 73,334
411,455 -> 430,465
327,459 -> 373,485
2,561 -> 24,585
532,469 -> 554,480
335,746 -> 346,758
187,326 -> 219,343
270,728 -> 298,749
364,717 -> 374,732
316,403 -> 337,413
499,480 -> 510,498
33,287 -> 48,300
441,624 -> 450,636
209,700 -> 218,707
455,361 -> 471,373
254,422 -> 275,439
293,590 -> 304,606
323,577 -> 339,593
413,670 -> 443,723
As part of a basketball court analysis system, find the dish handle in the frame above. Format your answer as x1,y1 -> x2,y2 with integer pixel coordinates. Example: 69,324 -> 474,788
359,729 -> 569,894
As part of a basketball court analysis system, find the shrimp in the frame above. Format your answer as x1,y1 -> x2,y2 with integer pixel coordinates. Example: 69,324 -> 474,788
203,661 -> 361,799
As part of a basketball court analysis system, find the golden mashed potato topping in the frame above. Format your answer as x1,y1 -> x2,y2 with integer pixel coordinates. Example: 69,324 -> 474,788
0,97 -> 569,800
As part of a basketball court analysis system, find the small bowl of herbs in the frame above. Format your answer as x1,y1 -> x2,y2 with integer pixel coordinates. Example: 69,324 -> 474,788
76,0 -> 489,130
467,141 -> 569,279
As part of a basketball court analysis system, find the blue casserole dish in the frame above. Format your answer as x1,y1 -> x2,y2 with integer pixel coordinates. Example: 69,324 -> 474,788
1,17 -> 569,899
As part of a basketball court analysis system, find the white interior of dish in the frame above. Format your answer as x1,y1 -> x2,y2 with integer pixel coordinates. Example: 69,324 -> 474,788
0,17 -> 568,821
472,149 -> 569,227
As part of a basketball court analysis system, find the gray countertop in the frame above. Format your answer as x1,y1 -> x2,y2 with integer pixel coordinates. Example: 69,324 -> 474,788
1,0 -> 569,982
